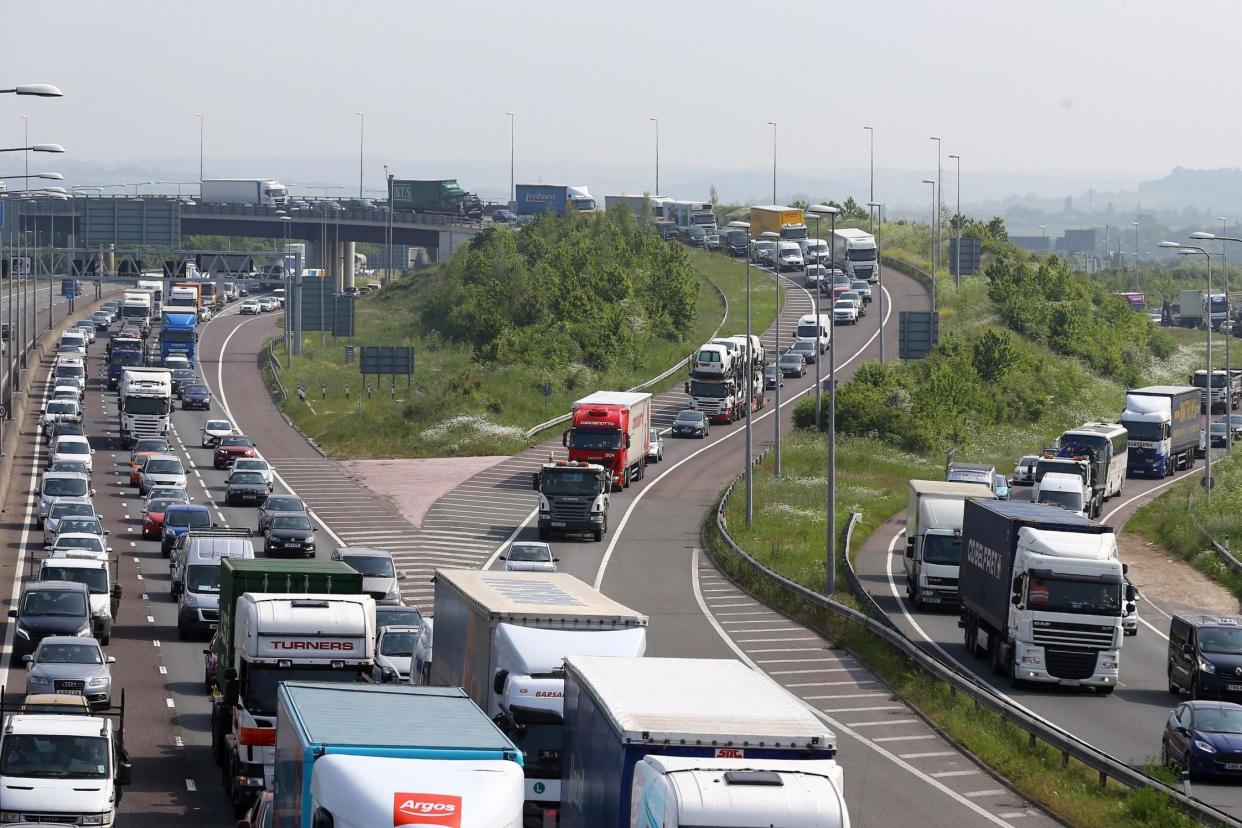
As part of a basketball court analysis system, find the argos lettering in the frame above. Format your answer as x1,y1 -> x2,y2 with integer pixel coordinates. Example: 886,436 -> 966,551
394,792 -> 462,827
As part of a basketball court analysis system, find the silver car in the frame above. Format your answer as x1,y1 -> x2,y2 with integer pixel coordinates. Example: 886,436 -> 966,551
373,625 -> 419,684
23,636 -> 115,709
332,547 -> 406,605
38,472 -> 93,527
138,455 -> 187,495
201,419 -> 234,448
647,427 -> 664,464
501,542 -> 559,573
42,500 -> 98,546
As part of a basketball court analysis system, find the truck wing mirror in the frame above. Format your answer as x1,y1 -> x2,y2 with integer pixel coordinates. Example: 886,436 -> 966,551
1125,584 -> 1137,602
561,430 -> 569,448
117,758 -> 133,786
905,546 -> 914,559
493,669 -> 509,695
6,610 -> 15,619
1011,576 -> 1023,595
531,473 -> 540,491
172,582 -> 183,596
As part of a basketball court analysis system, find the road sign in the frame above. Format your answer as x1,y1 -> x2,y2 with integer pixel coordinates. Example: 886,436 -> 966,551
899,311 -> 940,359
949,237 -> 982,276
359,346 -> 414,376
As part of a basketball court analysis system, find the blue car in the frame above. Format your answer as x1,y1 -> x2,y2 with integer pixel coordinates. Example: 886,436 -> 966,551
1163,700 -> 1242,779
182,384 -> 211,411
993,473 -> 1011,501
161,504 -> 212,556
492,209 -> 517,223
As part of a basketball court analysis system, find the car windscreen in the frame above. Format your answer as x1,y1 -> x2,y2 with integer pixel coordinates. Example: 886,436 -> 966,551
568,429 -> 621,450
380,632 -> 417,657
0,734 -> 109,779
22,590 -> 87,616
50,504 -> 94,520
56,442 -> 89,455
46,402 -> 77,415
1026,576 -> 1120,615
264,497 -> 303,513
187,565 -> 221,594
921,534 -> 961,566
55,537 -> 103,553
508,545 -> 550,562
167,509 -> 211,529
43,478 -> 88,497
56,519 -> 102,536
145,499 -> 179,514
1036,489 -> 1083,510
343,555 -> 395,578
1198,627 -> 1242,655
144,459 -> 183,475
271,516 -> 312,531
133,440 -> 169,454
1197,708 -> 1242,733
219,437 -> 253,448
230,473 -> 265,486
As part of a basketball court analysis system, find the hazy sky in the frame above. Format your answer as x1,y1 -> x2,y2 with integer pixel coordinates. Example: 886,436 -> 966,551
4,0 -> 1240,203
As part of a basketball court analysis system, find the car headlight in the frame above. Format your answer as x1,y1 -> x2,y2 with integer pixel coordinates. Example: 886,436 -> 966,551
27,675 -> 48,686
1199,657 -> 1216,674
87,675 -> 108,688
80,815 -> 112,826
1194,739 -> 1218,754
180,591 -> 197,608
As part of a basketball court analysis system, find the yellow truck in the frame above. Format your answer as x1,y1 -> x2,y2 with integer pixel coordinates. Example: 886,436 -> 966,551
749,205 -> 807,240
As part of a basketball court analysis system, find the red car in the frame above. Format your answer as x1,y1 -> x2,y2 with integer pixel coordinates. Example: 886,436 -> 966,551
213,435 -> 257,470
142,497 -> 182,539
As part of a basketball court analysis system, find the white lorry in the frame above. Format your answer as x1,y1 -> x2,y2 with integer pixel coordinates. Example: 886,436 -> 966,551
119,289 -> 153,333
430,569 -> 648,825
118,367 -> 172,446
959,500 -> 1132,692
903,480 -> 996,610
0,692 -> 132,825
136,276 -> 164,317
561,656 -> 849,828
273,682 -> 524,828
200,178 -> 289,206
829,228 -> 879,283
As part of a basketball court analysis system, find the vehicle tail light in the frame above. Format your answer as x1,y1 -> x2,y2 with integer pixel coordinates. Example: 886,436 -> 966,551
238,726 -> 275,746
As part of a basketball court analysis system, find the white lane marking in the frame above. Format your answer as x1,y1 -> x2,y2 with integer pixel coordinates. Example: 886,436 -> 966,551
592,286 -> 893,589
185,779 -> 196,792
166,698 -> 175,708
689,547 -> 1019,827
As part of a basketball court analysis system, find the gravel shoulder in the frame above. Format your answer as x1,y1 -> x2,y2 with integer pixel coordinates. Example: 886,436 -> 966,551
1119,531 -> 1240,617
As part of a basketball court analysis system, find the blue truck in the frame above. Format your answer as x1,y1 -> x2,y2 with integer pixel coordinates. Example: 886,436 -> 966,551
514,184 -> 596,216
159,311 -> 198,365
1120,385 -> 1199,477
560,656 -> 848,828
273,682 -> 525,828
108,345 -> 145,390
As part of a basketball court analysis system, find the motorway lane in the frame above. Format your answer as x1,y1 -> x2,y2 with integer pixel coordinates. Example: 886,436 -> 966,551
852,443 -> 1242,816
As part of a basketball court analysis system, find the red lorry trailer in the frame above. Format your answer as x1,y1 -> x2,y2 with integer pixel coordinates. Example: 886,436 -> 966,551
564,392 -> 652,490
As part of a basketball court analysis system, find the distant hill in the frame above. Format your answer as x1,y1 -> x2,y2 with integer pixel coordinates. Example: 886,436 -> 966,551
1138,167 -> 1242,210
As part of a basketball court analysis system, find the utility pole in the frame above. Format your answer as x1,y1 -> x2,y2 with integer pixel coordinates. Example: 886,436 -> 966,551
506,112 -> 516,209
864,126 -> 874,231
869,201 -> 885,363
949,153 -> 961,290
745,232 -> 754,525
930,136 -> 941,274
650,117 -> 660,196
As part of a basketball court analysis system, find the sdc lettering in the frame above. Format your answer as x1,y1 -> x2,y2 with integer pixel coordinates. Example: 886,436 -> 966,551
268,640 -> 355,651
394,792 -> 462,827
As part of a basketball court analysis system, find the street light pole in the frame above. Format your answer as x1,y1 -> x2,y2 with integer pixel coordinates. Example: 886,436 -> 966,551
506,112 -> 516,209
1221,218 -> 1231,451
868,201 -> 885,364
948,153 -> 961,290
650,117 -> 660,196
356,112 -> 365,198
864,126 -> 874,231
196,114 -> 204,181
922,179 -> 936,310
810,202 -> 842,594
768,120 -> 781,476
768,121 -> 777,204
1162,241 -> 1214,500
745,230 -> 754,526
21,116 -> 28,191
930,136 -> 941,274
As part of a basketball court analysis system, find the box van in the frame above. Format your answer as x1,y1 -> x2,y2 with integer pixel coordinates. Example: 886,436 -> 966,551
795,314 -> 831,354
172,531 -> 254,639
946,462 -> 996,489
1168,614 -> 1242,699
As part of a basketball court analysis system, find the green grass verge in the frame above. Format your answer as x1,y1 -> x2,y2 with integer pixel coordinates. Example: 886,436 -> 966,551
270,248 -> 775,458
704,516 -> 1203,828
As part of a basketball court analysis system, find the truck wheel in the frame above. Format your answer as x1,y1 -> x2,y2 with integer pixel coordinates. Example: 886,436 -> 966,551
990,636 -> 1007,677
592,526 -> 603,542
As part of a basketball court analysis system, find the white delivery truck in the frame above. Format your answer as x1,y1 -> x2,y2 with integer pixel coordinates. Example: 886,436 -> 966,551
119,289 -> 153,333
118,368 -> 172,446
38,552 -> 123,644
136,276 -> 164,317
561,656 -> 849,828
795,313 -> 831,353
829,228 -> 878,282
903,480 -> 996,610
272,682 -> 524,828
200,178 -> 289,206
430,569 -> 648,825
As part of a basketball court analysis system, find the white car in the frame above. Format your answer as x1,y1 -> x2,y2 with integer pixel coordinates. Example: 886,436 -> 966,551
52,384 -> 82,402
138,455 -> 188,495
201,419 -> 235,448
647,427 -> 664,464
198,306 -> 213,322
46,515 -> 108,549
373,625 -> 418,684
240,300 -> 261,315
72,322 -> 97,343
45,532 -> 110,560
258,297 -> 278,312
41,400 -> 81,436
500,541 -> 559,572
231,457 -> 274,490
48,435 -> 94,473
833,299 -> 858,325
840,290 -> 866,315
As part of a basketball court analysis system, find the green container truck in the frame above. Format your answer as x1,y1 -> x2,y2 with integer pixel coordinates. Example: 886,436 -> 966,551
391,178 -> 483,218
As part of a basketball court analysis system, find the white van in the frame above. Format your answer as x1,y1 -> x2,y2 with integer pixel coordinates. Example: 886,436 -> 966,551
795,314 -> 831,354
57,331 -> 87,356
777,241 -> 805,272
693,343 -> 735,377
39,552 -> 121,644
1034,472 -> 1088,517
171,531 -> 254,639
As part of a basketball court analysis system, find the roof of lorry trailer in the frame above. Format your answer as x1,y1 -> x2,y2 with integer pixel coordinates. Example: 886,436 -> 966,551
909,480 -> 995,498
435,569 -> 648,624
280,683 -> 519,753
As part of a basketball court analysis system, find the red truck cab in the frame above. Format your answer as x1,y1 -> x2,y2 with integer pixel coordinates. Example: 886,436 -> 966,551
563,392 -> 652,490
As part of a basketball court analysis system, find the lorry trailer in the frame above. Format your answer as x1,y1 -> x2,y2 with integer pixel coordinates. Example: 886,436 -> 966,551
200,178 -> 289,206
1120,385 -> 1199,477
564,391 -> 651,490
514,184 -> 596,216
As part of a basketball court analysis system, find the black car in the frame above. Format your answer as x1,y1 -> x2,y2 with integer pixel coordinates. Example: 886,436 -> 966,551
264,514 -> 317,557
182,384 -> 211,410
1162,700 -> 1242,779
225,471 -> 269,506
672,409 -> 709,438
1169,614 -> 1242,699
764,364 -> 782,389
170,368 -> 200,398
8,581 -> 92,663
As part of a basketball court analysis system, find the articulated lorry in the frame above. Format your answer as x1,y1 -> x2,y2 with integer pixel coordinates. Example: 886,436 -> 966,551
958,500 -> 1131,693
903,480 -> 996,610
159,311 -> 198,365
830,228 -> 879,282
660,199 -> 716,232
207,559 -> 371,815
166,282 -> 201,313
200,178 -> 289,206
136,276 -> 163,317
120,290 -> 153,334
561,656 -> 849,828
604,194 -> 670,223
1192,368 -> 1242,413
430,569 -> 647,824
533,459 -> 610,541
1120,385 -> 1200,477
750,205 -> 807,241
391,178 -> 484,218
273,682 -> 524,828
564,391 -> 651,490
118,367 -> 172,446
514,184 -> 596,216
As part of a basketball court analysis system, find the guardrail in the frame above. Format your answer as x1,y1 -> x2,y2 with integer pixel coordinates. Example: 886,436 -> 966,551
267,340 -> 287,404
523,271 -> 730,438
1185,484 -> 1242,573
880,255 -> 936,298
711,471 -> 1242,828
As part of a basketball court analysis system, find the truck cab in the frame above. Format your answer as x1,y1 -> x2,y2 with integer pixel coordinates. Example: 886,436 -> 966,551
1034,472 -> 1088,517
533,460 -> 609,541
904,480 -> 995,610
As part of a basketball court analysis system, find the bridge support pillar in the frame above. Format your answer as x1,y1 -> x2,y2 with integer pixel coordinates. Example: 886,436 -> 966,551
437,229 -> 466,263
342,241 -> 356,290
307,242 -> 323,270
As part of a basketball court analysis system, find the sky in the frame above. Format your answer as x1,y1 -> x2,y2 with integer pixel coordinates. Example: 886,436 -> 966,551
3,0 -> 1241,207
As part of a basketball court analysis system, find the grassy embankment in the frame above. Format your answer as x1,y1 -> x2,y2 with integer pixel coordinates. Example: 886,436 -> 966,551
270,243 -> 774,459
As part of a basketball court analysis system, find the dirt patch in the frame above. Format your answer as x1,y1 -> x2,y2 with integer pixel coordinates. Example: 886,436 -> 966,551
1119,532 -> 1240,616
345,456 -> 509,527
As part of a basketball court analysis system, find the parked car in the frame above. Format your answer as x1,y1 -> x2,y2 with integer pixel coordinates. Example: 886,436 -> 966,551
778,353 -> 806,378
646,427 -> 664,464
1162,700 -> 1242,779
500,541 -> 558,573
672,409 -> 709,438
23,636 -> 114,709
182,384 -> 211,410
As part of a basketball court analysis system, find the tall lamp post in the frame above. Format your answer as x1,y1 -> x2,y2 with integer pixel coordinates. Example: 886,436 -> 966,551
948,153 -> 961,290
650,117 -> 660,196
930,136 -> 941,274
863,126 -> 874,230
196,114 -> 205,181
1161,241 -> 1214,500
767,121 -> 777,203
355,112 -> 365,198
868,201 -> 885,363
744,230 -> 754,525
809,205 -> 840,593
922,179 -> 936,310
807,206 -> 838,430
1192,229 -> 1238,451
506,112 -> 516,209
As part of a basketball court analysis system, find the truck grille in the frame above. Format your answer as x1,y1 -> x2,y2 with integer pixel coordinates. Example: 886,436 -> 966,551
15,816 -> 79,825
551,499 -> 590,521
1045,649 -> 1099,680
1032,620 -> 1114,651
695,400 -> 724,414
1131,446 -> 1155,460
